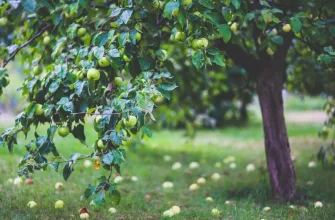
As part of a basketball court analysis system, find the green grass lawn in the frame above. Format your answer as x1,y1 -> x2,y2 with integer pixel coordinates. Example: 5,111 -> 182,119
0,121 -> 334,219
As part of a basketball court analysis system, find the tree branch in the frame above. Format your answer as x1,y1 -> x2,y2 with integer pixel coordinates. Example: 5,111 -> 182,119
2,23 -> 52,68
215,40 -> 262,75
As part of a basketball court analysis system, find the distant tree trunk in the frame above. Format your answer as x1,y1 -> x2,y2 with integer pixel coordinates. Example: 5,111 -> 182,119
239,96 -> 248,124
256,65 -> 296,201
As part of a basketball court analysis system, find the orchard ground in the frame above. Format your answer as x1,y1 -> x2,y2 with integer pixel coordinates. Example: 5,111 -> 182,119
1,107 -> 335,219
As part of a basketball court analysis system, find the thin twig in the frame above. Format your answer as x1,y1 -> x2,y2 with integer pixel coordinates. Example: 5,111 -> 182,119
3,23 -> 52,68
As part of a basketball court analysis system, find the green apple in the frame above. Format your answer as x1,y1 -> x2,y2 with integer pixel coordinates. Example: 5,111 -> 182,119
32,66 -> 42,75
35,104 -> 44,116
43,36 -> 51,45
266,47 -> 274,56
97,139 -> 107,150
182,0 -> 192,6
230,22 -> 238,33
87,68 -> 100,80
197,38 -> 208,49
135,32 -> 142,41
0,17 -> 8,27
98,57 -> 110,67
192,39 -> 199,49
123,54 -> 131,62
175,31 -> 186,41
172,9 -> 179,17
77,27 -> 86,37
110,22 -> 119,28
114,77 -> 123,86
123,116 -> 137,127
80,34 -> 91,46
153,1 -> 164,9
153,96 -> 164,104
58,126 -> 70,137
158,50 -> 168,61
282,24 -> 291,32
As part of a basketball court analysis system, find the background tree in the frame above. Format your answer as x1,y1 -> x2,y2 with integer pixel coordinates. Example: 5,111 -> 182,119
0,0 -> 334,205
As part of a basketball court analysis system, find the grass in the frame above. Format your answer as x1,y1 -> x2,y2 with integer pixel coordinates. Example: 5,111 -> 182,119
284,93 -> 325,112
0,120 -> 335,220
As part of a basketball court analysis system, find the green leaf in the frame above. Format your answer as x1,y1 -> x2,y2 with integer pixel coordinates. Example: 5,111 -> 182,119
63,162 -> 74,181
70,153 -> 81,162
218,24 -> 232,43
142,126 -> 152,138
108,189 -> 121,206
93,32 -> 109,47
49,79 -> 61,93
84,186 -> 96,199
138,57 -> 152,71
271,35 -> 284,45
290,17 -> 302,33
163,2 -> 180,20
207,49 -> 226,67
120,9 -> 133,24
222,7 -> 233,22
159,83 -> 178,91
93,193 -> 105,208
199,0 -> 215,9
231,0 -> 241,9
157,88 -> 171,100
72,124 -> 86,145
110,131 -> 122,146
22,0 -> 36,12
102,152 -> 114,165
192,51 -> 205,70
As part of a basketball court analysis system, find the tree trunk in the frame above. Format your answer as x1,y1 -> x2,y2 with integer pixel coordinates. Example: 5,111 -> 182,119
256,66 -> 296,201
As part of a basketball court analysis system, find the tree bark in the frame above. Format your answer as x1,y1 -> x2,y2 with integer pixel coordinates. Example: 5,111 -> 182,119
256,65 -> 296,201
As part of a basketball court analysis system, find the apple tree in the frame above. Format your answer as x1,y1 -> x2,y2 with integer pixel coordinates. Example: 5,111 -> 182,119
0,0 -> 334,204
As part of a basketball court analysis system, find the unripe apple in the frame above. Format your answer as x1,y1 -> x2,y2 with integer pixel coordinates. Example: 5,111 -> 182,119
80,34 -> 91,46
153,1 -> 164,9
172,9 -> 179,17
0,17 -> 8,27
266,47 -> 274,56
80,213 -> 90,219
282,24 -> 291,32
123,116 -> 137,127
113,77 -> 123,86
182,0 -> 192,6
35,104 -> 44,116
27,201 -> 37,208
123,54 -> 131,62
43,36 -> 51,45
197,38 -> 208,49
110,22 -> 119,28
158,50 -> 168,61
175,31 -> 186,41
98,57 -> 110,67
87,68 -> 100,80
109,207 -> 117,214
13,177 -> 23,186
97,139 -> 107,150
153,96 -> 164,104
32,66 -> 42,75
192,39 -> 199,49
135,32 -> 142,41
230,22 -> 238,33
55,182 -> 64,190
55,200 -> 64,209
77,27 -> 86,37
58,126 -> 69,137
211,208 -> 220,216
